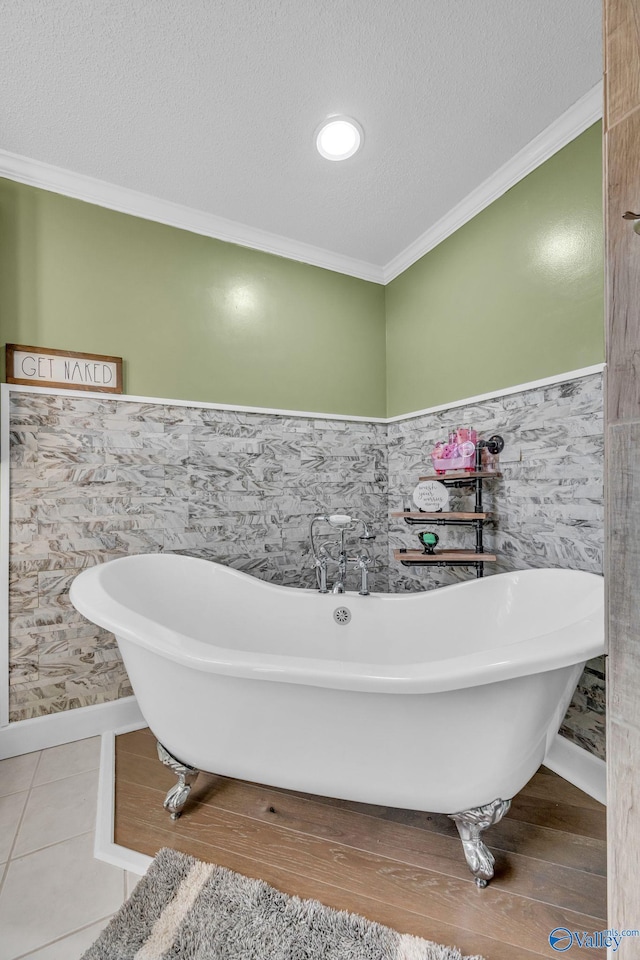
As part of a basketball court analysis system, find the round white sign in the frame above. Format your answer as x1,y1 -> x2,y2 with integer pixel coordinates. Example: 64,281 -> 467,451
412,481 -> 449,512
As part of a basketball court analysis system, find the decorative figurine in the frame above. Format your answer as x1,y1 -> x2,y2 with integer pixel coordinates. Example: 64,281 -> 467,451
418,531 -> 439,554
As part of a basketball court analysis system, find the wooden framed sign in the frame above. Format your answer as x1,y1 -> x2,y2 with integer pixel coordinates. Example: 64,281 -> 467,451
5,344 -> 123,394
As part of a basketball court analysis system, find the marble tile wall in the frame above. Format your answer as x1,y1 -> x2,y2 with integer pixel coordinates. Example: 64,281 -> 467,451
6,377 -> 605,759
387,373 -> 605,758
7,393 -> 388,720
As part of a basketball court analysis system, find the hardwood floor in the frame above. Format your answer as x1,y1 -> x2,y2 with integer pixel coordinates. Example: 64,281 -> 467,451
115,728 -> 606,959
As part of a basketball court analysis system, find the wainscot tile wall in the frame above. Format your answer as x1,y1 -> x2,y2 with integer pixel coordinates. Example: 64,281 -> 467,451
6,375 -> 604,759
7,392 -> 388,721
387,372 -> 605,758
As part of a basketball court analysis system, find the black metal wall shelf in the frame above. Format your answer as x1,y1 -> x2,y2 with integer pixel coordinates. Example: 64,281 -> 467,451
392,437 -> 503,579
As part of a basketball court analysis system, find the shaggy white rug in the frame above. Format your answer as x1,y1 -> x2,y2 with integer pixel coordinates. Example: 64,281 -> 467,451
81,848 -> 485,960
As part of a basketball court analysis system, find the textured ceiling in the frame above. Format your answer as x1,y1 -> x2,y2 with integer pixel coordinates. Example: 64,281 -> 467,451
0,1 -> 602,271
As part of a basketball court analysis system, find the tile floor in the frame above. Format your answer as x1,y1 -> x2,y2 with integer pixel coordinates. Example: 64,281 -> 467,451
0,737 -> 138,960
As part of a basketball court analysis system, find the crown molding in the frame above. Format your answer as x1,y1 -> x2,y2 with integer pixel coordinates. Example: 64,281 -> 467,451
0,149 -> 385,285
0,82 -> 602,287
382,82 -> 604,284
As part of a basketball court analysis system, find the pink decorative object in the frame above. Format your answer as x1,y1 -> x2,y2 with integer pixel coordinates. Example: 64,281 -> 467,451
430,427 -> 477,474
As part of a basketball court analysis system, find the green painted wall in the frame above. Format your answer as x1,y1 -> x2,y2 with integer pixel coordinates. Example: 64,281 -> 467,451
0,179 -> 387,417
385,123 -> 604,416
1,124 -> 604,419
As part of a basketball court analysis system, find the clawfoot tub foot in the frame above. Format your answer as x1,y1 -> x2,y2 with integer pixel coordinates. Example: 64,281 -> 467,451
448,798 -> 511,887
157,742 -> 200,820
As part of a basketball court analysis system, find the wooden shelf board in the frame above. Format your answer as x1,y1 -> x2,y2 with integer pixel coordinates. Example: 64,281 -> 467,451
418,471 -> 502,482
393,549 -> 497,563
390,511 -> 489,520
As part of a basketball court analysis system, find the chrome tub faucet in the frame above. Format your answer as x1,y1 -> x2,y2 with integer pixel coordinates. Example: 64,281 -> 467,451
309,514 -> 376,595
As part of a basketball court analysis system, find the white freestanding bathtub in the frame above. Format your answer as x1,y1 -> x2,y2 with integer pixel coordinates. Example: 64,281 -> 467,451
70,554 -> 604,886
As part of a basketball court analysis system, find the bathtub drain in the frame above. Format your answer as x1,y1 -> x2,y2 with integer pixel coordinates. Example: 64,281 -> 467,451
333,607 -> 352,624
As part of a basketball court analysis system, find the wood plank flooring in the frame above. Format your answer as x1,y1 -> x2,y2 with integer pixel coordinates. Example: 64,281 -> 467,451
115,728 -> 606,960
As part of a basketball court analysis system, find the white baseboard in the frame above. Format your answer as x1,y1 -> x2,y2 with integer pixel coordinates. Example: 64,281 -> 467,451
545,733 -> 606,805
0,696 -> 144,760
94,727 -> 153,876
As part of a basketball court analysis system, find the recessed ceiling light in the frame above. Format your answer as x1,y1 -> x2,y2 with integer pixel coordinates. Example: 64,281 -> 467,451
315,117 -> 363,161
